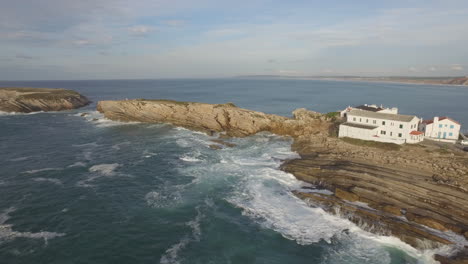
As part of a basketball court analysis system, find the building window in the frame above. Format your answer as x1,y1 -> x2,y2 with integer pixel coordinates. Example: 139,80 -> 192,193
381,130 -> 386,135
445,124 -> 447,127
449,132 -> 453,136
398,133 -> 402,137
366,119 -> 368,123
439,124 -> 442,128
373,120 -> 376,124
382,121 -> 386,125
359,118 -> 362,122
390,132 -> 393,136
399,124 -> 403,129
353,117 -> 356,121
450,125 -> 454,129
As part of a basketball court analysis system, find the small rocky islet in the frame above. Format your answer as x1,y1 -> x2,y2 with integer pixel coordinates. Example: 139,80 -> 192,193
0,87 -> 90,113
97,98 -> 468,263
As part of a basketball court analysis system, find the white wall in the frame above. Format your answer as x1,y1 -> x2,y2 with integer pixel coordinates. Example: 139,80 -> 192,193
424,118 -> 460,141
347,113 -> 420,142
338,124 -> 408,144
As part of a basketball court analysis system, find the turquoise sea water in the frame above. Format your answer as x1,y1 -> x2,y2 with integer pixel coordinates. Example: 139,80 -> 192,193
1,79 -> 467,264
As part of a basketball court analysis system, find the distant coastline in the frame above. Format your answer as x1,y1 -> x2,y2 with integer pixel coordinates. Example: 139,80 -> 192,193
236,75 -> 468,86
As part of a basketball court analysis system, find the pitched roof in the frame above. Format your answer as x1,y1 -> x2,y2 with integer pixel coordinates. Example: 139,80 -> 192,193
410,131 -> 423,135
341,122 -> 379,130
422,117 -> 460,125
347,109 -> 417,122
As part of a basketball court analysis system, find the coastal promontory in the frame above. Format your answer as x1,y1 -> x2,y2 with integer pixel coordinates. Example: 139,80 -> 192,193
97,98 -> 468,263
0,87 -> 90,113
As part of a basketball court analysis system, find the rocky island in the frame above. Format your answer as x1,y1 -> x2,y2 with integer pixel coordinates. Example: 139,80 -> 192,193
97,99 -> 468,263
0,87 -> 90,113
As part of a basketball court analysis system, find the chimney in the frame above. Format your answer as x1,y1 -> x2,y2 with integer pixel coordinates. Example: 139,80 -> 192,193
434,116 -> 439,123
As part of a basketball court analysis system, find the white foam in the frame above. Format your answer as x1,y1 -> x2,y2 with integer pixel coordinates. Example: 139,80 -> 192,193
111,141 -> 131,150
72,142 -> 99,148
9,156 -> 31,162
142,150 -> 158,158
0,110 -> 45,116
88,163 -> 120,176
179,151 -> 204,163
77,163 -> 122,187
179,156 -> 202,162
0,207 -> 65,244
32,178 -> 63,185
160,208 -> 203,264
300,188 -> 334,195
173,132 -> 459,263
68,162 -> 86,168
76,111 -> 139,127
23,167 -> 63,174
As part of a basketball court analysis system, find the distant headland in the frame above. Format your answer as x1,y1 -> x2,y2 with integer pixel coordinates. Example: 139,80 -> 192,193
236,75 -> 468,86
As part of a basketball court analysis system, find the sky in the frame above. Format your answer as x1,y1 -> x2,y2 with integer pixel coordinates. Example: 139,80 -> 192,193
1,0 -> 467,80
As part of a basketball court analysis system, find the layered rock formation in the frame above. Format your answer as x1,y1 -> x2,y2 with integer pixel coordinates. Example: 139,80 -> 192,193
97,99 -> 468,263
97,99 -> 331,137
0,87 -> 90,113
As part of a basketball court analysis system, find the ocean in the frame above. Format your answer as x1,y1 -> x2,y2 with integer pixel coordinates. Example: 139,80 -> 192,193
1,79 -> 467,264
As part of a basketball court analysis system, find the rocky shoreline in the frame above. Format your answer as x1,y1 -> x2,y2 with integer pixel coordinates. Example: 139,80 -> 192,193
0,87 -> 90,113
97,98 -> 468,263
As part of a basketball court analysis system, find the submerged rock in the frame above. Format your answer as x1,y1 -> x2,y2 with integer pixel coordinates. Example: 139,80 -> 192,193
0,87 -> 90,113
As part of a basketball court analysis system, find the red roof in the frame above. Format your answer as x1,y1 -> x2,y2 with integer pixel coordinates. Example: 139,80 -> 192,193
410,131 -> 424,135
422,117 -> 460,125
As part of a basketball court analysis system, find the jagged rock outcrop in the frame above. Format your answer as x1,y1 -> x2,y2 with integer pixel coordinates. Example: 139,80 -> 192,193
0,87 -> 90,113
96,100 -> 331,137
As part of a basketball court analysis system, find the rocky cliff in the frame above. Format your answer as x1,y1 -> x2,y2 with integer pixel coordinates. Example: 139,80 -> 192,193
0,87 -> 90,113
97,99 -> 331,137
97,99 -> 468,263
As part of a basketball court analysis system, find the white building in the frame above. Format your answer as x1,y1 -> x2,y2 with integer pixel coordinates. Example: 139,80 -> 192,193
340,104 -> 398,118
339,109 -> 423,144
420,117 -> 461,143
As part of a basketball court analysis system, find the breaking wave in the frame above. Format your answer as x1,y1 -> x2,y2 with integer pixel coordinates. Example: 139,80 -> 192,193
0,207 -> 65,245
74,111 -> 139,127
23,167 -> 63,174
170,131 -> 455,264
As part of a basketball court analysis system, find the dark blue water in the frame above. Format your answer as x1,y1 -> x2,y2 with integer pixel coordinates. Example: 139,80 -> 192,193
1,79 -> 466,264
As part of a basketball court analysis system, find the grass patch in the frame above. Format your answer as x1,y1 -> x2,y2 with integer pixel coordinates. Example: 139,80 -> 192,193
325,111 -> 339,118
341,137 -> 401,151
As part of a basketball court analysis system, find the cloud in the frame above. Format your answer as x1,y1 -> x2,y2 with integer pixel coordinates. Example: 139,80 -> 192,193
204,28 -> 245,38
408,66 -> 419,72
428,66 -> 437,72
128,25 -> 154,35
73,40 -> 91,46
15,54 -> 37,60
450,64 -> 464,71
163,20 -> 186,27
